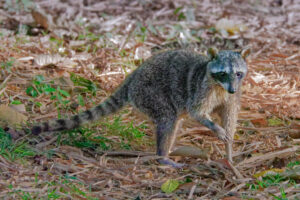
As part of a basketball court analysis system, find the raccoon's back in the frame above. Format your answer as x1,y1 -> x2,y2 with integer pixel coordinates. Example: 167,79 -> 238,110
128,50 -> 209,109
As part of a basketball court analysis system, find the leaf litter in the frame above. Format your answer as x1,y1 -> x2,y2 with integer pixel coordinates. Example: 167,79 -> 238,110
0,0 -> 300,199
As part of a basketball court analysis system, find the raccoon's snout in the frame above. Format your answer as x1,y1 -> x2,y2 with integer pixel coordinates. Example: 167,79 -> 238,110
228,87 -> 236,94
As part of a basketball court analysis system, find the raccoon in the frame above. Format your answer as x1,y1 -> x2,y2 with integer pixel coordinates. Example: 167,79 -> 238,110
32,48 -> 250,167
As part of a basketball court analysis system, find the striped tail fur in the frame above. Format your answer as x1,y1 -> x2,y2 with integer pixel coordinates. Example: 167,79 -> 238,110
31,85 -> 129,135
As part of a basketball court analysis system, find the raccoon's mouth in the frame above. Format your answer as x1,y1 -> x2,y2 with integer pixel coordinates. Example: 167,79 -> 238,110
217,82 -> 236,94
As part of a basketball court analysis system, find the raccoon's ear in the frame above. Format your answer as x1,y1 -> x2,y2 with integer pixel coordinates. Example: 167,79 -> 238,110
207,47 -> 218,60
240,47 -> 251,59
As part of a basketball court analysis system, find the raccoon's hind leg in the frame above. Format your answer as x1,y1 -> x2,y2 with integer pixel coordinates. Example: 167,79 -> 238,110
155,117 -> 185,168
131,95 -> 183,167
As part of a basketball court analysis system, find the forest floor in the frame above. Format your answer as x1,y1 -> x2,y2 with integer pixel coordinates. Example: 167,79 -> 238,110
0,0 -> 299,199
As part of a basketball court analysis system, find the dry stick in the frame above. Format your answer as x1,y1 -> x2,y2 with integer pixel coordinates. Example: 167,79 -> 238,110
237,146 -> 300,170
212,142 -> 224,158
232,148 -> 257,158
232,142 -> 262,158
118,23 -> 136,53
236,126 -> 287,132
188,179 -> 199,199
292,139 -> 300,144
227,161 -> 244,179
0,73 -> 12,96
98,151 -> 155,157
36,135 -> 58,148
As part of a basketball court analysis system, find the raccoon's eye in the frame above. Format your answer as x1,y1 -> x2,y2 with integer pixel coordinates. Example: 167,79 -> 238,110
219,72 -> 226,77
211,72 -> 227,81
236,72 -> 243,78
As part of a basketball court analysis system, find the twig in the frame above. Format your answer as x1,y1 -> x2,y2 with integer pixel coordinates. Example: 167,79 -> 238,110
0,73 -> 12,96
212,142 -> 224,158
36,135 -> 58,148
188,179 -> 199,199
227,161 -> 244,179
118,23 -> 136,52
98,151 -> 155,157
237,146 -> 300,170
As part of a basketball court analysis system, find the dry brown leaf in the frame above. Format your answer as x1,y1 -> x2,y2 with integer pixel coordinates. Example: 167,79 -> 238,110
9,104 -> 26,113
0,105 -> 28,127
288,130 -> 300,139
250,118 -> 268,127
34,54 -> 64,66
170,146 -> 208,159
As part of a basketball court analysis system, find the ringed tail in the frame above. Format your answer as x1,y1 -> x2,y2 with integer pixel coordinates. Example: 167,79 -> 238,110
31,85 -> 129,135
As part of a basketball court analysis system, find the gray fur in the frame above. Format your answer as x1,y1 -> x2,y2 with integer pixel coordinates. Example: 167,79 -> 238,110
32,49 -> 248,166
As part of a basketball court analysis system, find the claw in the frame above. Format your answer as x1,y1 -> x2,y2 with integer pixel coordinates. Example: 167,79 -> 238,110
158,158 -> 185,168
214,126 -> 233,143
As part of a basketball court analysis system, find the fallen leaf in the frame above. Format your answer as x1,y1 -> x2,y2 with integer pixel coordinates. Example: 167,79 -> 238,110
288,129 -> 300,139
34,54 -> 64,66
9,104 -> 26,113
251,118 -> 268,126
170,146 -> 208,159
0,105 -> 28,127
253,168 -> 284,178
222,197 -> 241,200
161,179 -> 180,194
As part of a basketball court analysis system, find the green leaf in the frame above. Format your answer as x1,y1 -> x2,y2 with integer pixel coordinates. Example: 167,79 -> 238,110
174,7 -> 183,15
44,87 -> 56,93
77,94 -> 85,106
287,161 -> 300,168
70,73 -> 97,95
161,179 -> 180,194
50,95 -> 57,100
26,86 -> 38,97
58,88 -> 70,97
35,102 -> 42,107
268,117 -> 283,126
178,12 -> 186,20
10,100 -> 22,105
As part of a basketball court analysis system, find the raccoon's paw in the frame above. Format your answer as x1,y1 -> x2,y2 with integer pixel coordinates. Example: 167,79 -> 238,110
158,158 -> 185,168
215,126 -> 232,143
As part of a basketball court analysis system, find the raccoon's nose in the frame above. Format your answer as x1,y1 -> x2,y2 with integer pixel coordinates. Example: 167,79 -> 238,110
228,87 -> 236,94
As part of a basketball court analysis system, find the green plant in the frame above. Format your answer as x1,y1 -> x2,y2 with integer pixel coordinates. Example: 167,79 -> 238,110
26,75 -> 71,115
70,73 -> 97,95
0,127 -> 36,161
287,160 -> 300,168
45,175 -> 97,200
7,175 -> 97,200
135,22 -> 148,43
247,173 -> 293,191
174,7 -> 186,21
1,57 -> 15,72
269,187 -> 288,200
59,127 -> 111,150
100,115 -> 148,150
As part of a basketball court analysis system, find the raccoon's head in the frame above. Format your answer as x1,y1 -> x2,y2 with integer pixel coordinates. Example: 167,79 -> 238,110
207,48 -> 250,94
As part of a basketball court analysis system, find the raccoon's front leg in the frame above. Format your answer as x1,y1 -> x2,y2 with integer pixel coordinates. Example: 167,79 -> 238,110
221,101 -> 239,162
190,111 -> 232,143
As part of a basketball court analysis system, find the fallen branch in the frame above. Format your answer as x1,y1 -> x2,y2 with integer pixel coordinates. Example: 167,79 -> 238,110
237,146 -> 300,170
